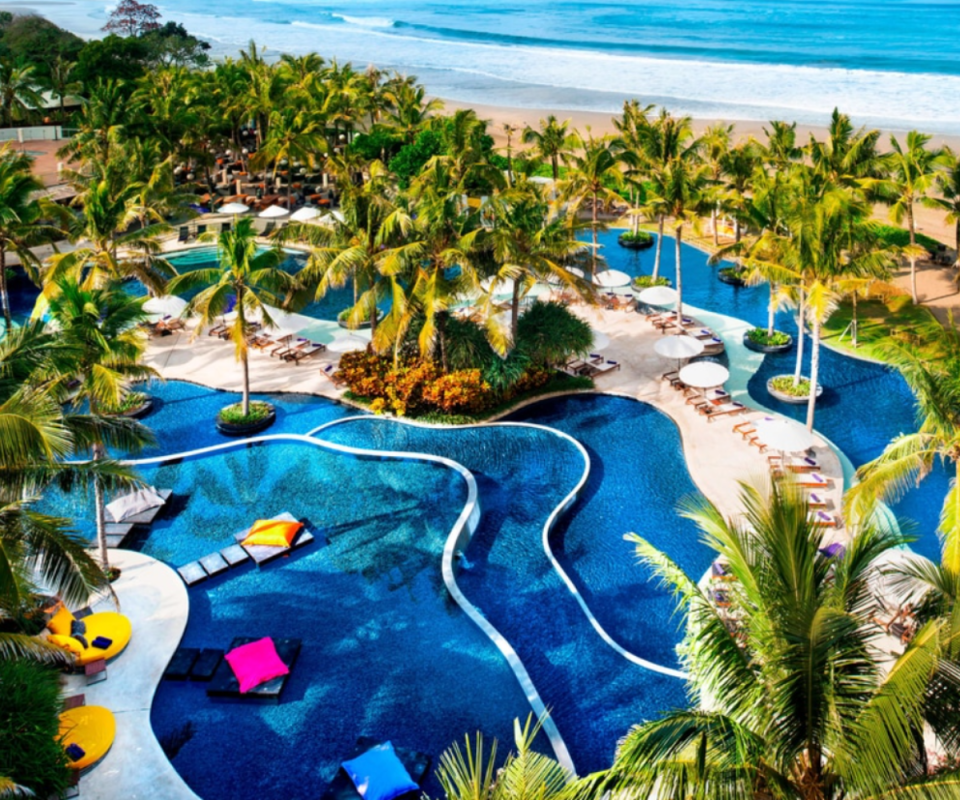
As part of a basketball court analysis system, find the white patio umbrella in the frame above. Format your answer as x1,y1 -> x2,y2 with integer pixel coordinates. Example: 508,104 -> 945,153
654,334 -> 704,369
143,295 -> 187,322
326,333 -> 369,353
568,267 -> 585,279
290,206 -> 321,222
258,204 -> 289,219
755,417 -> 815,454
637,285 -> 678,306
219,202 -> 249,215
594,269 -> 631,288
590,329 -> 611,350
678,361 -> 729,389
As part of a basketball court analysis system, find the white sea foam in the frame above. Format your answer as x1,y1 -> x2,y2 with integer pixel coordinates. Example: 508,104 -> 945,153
43,3 -> 960,134
331,13 -> 396,29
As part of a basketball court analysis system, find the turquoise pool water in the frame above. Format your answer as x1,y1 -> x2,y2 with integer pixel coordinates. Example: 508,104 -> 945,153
148,438 -> 532,799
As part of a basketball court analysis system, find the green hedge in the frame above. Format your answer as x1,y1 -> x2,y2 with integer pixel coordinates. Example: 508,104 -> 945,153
0,659 -> 69,797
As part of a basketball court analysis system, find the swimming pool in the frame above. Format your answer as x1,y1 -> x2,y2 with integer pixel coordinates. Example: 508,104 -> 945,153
148,437 -> 532,800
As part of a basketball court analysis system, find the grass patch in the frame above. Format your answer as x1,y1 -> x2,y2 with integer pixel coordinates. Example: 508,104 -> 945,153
821,295 -> 943,363
344,372 -> 595,425
217,400 -> 273,425
873,223 -> 942,252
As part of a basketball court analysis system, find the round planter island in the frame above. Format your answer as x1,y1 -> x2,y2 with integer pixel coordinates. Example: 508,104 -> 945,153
718,267 -> 748,287
119,395 -> 154,419
767,376 -> 823,404
618,232 -> 655,250
215,402 -> 277,436
743,331 -> 794,354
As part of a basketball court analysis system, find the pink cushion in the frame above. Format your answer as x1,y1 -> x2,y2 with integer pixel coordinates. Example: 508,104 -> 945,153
224,637 -> 290,693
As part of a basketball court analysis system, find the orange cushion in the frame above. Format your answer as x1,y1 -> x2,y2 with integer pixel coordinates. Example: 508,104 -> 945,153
242,519 -> 302,548
48,605 -> 75,636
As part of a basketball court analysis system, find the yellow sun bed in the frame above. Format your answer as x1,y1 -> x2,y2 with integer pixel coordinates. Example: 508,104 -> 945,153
58,705 -> 116,770
46,604 -> 133,666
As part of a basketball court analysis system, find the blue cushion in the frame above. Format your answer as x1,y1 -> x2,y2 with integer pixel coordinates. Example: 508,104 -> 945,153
342,742 -> 418,800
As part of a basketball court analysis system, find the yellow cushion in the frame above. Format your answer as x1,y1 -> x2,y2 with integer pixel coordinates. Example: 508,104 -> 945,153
242,519 -> 302,548
48,604 -> 75,636
58,706 -> 116,770
78,612 -> 132,665
48,634 -> 83,657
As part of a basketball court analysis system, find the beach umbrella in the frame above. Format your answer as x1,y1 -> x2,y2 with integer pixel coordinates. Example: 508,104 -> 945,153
258,205 -> 289,219
678,361 -> 729,389
655,334 -> 704,369
637,285 -> 677,306
326,333 -> 369,353
290,206 -> 321,221
590,329 -> 611,350
594,269 -> 631,288
568,267 -> 585,279
143,295 -> 187,320
755,417 -> 815,454
219,202 -> 249,215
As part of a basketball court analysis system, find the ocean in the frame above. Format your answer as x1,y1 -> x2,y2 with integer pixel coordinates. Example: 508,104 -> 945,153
43,0 -> 960,131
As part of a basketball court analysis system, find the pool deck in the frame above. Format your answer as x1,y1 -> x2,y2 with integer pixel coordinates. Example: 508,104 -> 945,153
143,300 -> 847,548
63,549 -> 199,800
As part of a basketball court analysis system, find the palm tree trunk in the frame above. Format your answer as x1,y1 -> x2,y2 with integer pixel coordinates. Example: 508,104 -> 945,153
551,155 -> 558,183
768,284 -> 776,337
794,286 -> 805,385
0,243 -> 11,330
675,224 -> 684,323
437,310 -> 449,373
632,189 -> 639,235
712,205 -> 719,247
851,291 -> 858,348
511,281 -> 520,341
591,191 -> 599,279
652,216 -> 664,279
806,315 -> 821,431
92,434 -> 109,570
241,350 -> 250,417
909,206 -> 919,304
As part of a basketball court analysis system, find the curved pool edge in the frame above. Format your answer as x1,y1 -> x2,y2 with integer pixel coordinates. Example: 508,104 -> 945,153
64,549 -> 200,800
124,431 -> 577,781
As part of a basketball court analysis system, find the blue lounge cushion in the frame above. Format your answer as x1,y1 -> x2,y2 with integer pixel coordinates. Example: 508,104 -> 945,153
342,742 -> 419,800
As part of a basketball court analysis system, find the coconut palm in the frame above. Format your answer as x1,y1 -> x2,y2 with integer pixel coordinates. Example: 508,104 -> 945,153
0,148 -> 65,329
597,477 -> 960,800
483,183 -> 587,344
167,217 -> 298,416
251,107 -> 327,207
846,315 -> 960,572
522,115 -> 573,183
929,146 -> 960,265
700,122 -> 733,246
43,56 -> 80,124
47,281 -> 157,570
0,60 -> 42,129
877,131 -> 949,304
0,321 -> 130,662
433,716 -> 571,800
557,131 -> 624,278
384,80 -> 443,143
718,140 -> 761,244
613,99 -> 656,237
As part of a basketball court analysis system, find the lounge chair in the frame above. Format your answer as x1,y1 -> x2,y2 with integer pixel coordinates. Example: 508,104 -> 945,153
261,222 -> 276,237
797,472 -> 830,488
58,705 -> 116,771
207,637 -> 301,702
278,338 -> 311,360
177,226 -> 189,243
196,224 -> 207,237
811,510 -> 840,528
711,560 -> 734,580
807,492 -> 827,508
208,322 -> 228,337
221,221 -> 232,234
702,401 -> 747,420
234,512 -> 314,565
768,454 -> 820,472
661,370 -> 679,383
319,362 -> 346,387
269,336 -> 294,357
105,487 -> 172,526
584,359 -> 621,377
45,603 -> 133,666
288,342 -> 326,365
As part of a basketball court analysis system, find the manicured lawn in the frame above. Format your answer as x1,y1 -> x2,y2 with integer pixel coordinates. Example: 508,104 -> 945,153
821,294 -> 943,362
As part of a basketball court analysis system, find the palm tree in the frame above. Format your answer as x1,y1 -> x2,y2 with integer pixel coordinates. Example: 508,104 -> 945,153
484,183 -> 586,343
43,56 -> 80,124
522,115 -> 572,182
598,477 -> 960,800
879,131 -> 948,304
0,60 -> 42,128
648,132 -> 707,323
384,81 -> 443,143
557,131 -> 624,278
700,122 -> 733,246
0,321 -> 125,662
929,146 -> 960,266
0,147 -> 65,329
613,99 -> 655,237
433,716 -> 570,800
718,140 -> 760,244
167,218 -> 297,416
846,316 -> 960,572
47,281 -> 157,570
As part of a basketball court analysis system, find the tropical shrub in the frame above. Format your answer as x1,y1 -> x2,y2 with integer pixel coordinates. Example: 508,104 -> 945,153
769,375 -> 813,396
618,230 -> 654,247
514,300 -> 593,367
217,400 -> 272,425
0,659 -> 69,797
746,327 -> 791,346
421,369 -> 490,414
632,275 -> 671,289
